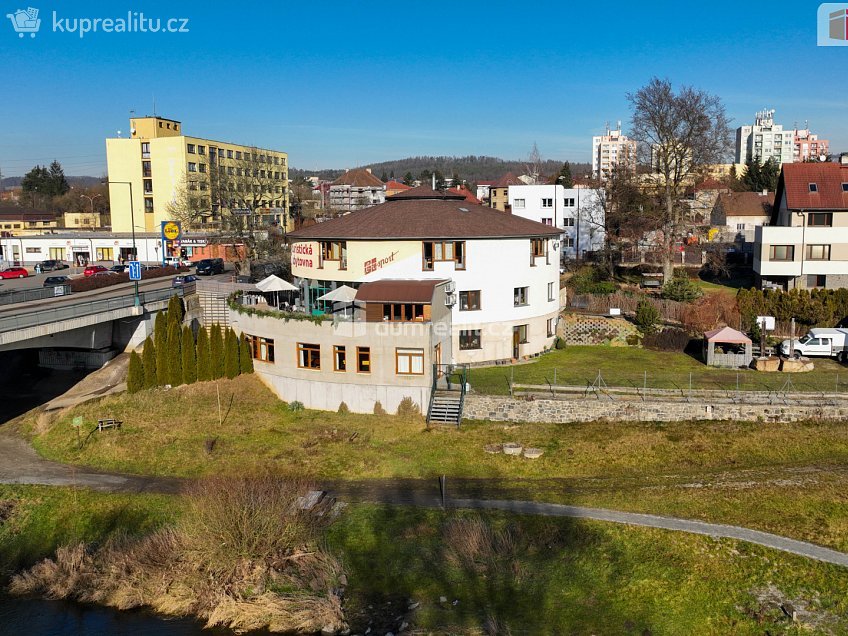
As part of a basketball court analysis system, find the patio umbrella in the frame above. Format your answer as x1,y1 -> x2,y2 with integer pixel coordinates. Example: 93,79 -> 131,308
317,284 -> 358,316
256,274 -> 298,308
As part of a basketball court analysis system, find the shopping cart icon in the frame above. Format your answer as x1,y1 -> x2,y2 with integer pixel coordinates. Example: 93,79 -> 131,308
6,7 -> 41,38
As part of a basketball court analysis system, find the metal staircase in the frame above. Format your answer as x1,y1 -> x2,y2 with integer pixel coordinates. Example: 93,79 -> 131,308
426,364 -> 468,426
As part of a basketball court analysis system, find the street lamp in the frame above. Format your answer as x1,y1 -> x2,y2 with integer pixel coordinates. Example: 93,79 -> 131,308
102,180 -> 139,307
79,193 -> 101,215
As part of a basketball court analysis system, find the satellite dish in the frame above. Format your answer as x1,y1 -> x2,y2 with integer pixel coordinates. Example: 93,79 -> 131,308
116,130 -> 122,138
820,154 -> 828,162
130,128 -> 136,136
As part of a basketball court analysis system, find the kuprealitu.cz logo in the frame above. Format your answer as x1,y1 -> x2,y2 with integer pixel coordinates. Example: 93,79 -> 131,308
6,6 -> 190,39
818,3 -> 848,46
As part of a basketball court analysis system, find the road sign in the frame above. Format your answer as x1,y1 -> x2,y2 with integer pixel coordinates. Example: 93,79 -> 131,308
128,260 -> 142,281
72,416 -> 83,428
161,221 -> 181,241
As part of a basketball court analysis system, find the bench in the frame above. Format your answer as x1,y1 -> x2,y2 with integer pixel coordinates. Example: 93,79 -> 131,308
97,418 -> 122,431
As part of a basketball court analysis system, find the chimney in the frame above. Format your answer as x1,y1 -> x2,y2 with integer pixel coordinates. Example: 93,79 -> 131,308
762,189 -> 767,196
365,168 -> 372,174
841,153 -> 848,166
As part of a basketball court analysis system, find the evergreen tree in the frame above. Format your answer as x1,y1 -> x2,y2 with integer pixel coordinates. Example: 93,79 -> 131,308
557,162 -> 574,188
196,327 -> 211,382
167,320 -> 183,386
403,171 -> 414,186
47,160 -> 70,196
154,312 -> 169,385
142,337 -> 157,389
181,325 -> 197,384
20,165 -> 49,194
224,328 -> 240,379
380,171 -> 389,182
741,158 -> 763,192
127,351 -> 144,394
167,294 -> 184,326
239,335 -> 254,375
210,324 -> 224,379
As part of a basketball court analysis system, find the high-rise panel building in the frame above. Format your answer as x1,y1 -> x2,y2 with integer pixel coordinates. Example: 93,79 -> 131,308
591,123 -> 636,181
735,109 -> 794,165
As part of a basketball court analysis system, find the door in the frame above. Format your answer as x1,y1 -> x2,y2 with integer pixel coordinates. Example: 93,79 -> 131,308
434,343 -> 441,377
512,327 -> 520,359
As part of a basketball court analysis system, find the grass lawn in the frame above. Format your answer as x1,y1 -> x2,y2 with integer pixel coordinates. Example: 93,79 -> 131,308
467,345 -> 848,395
0,485 -> 175,579
332,505 -> 848,635
23,375 -> 848,550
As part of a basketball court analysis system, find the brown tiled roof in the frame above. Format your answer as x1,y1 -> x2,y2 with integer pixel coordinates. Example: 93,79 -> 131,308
717,192 -> 774,217
491,172 -> 524,188
331,168 -> 384,188
776,163 -> 848,211
0,206 -> 56,221
387,185 -> 465,200
384,180 -> 411,191
288,195 -> 562,241
356,279 -> 446,303
448,186 -> 482,205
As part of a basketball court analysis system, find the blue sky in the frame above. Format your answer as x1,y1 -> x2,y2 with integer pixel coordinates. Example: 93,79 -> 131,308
1,0 -> 846,176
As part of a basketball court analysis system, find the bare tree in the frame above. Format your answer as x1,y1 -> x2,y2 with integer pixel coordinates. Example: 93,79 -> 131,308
524,142 -> 543,184
628,78 -> 732,280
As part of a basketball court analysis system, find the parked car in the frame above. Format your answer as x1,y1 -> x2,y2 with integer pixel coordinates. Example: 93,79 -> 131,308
172,274 -> 198,287
164,256 -> 192,268
39,259 -> 69,271
142,264 -> 161,271
92,270 -> 119,277
0,267 -> 28,279
83,265 -> 108,277
779,328 -> 848,361
196,258 -> 224,275
43,275 -> 71,287
110,264 -> 127,273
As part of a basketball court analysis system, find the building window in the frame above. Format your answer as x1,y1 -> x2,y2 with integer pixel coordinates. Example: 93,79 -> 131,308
548,281 -> 556,302
235,150 -> 242,160
141,142 -> 150,159
187,144 -> 196,154
531,238 -> 546,259
808,213 -> 833,226
297,343 -> 320,369
564,198 -> 575,207
513,198 -> 525,208
809,183 -> 818,193
541,218 -> 553,226
423,241 -> 465,270
382,303 -> 425,322
197,145 -> 206,155
547,317 -> 556,337
144,197 -> 154,213
188,162 -> 197,172
396,348 -> 424,374
514,286 -> 529,306
320,241 -> 347,267
563,217 -> 575,227
141,161 -> 152,178
806,244 -> 831,261
459,290 -> 481,311
736,223 -> 746,231
143,179 -> 153,194
842,183 -> 848,192
563,236 -> 575,248
333,346 -> 346,371
541,198 -> 553,208
807,274 -> 826,288
199,164 -> 207,173
357,347 -> 371,373
246,335 -> 274,362
769,245 -> 794,261
459,330 -> 481,351
515,324 -> 528,344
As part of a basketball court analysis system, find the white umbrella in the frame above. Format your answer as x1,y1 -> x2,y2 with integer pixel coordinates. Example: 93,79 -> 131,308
255,274 -> 298,309
317,285 -> 358,317
256,274 -> 298,292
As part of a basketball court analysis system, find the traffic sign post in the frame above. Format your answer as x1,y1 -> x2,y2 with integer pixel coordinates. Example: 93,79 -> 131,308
128,261 -> 142,281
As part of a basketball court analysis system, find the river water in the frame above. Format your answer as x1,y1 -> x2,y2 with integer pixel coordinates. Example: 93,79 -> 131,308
0,595 -> 236,635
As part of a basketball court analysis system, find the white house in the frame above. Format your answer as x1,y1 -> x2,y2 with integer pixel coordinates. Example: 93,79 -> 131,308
507,184 -> 606,260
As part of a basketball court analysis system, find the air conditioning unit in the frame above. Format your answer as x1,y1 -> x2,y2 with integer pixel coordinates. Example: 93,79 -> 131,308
445,293 -> 457,306
444,281 -> 456,294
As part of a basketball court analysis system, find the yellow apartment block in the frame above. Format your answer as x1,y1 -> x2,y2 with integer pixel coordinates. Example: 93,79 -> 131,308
106,116 -> 290,234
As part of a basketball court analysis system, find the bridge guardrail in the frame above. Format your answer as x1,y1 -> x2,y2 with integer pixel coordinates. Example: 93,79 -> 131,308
0,287 -> 183,334
0,284 -> 72,306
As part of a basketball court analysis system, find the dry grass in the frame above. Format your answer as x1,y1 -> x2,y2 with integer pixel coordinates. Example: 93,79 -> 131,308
10,474 -> 346,634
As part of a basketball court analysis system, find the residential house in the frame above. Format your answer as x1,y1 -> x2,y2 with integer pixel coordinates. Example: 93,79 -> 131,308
489,173 -> 524,212
711,191 -> 774,243
328,168 -> 385,213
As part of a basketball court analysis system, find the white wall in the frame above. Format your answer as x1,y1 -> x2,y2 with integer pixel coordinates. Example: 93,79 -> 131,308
508,185 -> 606,259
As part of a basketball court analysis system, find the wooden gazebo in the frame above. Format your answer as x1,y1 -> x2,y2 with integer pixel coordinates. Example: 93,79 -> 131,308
704,326 -> 752,368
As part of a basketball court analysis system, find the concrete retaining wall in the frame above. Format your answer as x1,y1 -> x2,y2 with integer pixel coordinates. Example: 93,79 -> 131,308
464,394 -> 848,424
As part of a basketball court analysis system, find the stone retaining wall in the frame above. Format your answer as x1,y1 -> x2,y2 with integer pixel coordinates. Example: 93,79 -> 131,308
464,394 -> 848,424
558,313 -> 637,346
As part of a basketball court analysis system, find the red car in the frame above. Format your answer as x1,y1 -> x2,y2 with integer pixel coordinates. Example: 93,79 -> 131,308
0,267 -> 28,279
83,265 -> 108,277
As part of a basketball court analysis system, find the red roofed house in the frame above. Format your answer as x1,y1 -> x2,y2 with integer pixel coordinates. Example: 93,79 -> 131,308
489,173 -> 524,212
329,168 -> 386,213
755,158 -> 848,290
384,180 -> 411,198
448,185 -> 481,205
711,191 -> 774,243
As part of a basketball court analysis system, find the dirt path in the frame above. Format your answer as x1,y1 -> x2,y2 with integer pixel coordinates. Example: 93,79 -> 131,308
0,432 -> 846,567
